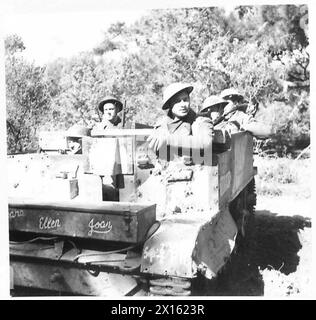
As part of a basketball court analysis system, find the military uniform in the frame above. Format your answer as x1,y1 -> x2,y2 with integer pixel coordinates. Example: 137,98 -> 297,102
219,90 -> 251,133
151,82 -> 213,147
156,108 -> 213,137
143,83 -> 214,217
199,90 -> 269,139
214,119 -> 239,135
224,109 -> 254,132
93,116 -> 122,130
93,96 -> 124,131
93,96 -> 124,201
215,105 -> 270,142
153,103 -> 213,164
199,95 -> 238,135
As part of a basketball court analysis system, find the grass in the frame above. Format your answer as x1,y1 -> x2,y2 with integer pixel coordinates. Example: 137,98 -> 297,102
255,156 -> 310,198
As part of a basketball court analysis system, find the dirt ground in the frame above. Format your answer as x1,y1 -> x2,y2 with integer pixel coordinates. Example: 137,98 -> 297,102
193,192 -> 312,297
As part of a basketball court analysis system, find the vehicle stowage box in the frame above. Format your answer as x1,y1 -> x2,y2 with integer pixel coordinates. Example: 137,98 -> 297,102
9,198 -> 156,244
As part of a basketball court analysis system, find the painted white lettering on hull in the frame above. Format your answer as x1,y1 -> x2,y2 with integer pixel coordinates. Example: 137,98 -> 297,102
39,216 -> 61,230
9,209 -> 25,219
88,218 -> 112,236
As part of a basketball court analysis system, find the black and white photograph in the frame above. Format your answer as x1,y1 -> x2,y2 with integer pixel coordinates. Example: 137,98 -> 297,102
0,0 -> 313,300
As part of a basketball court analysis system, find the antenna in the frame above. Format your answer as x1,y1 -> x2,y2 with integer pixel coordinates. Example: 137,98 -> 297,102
122,99 -> 127,128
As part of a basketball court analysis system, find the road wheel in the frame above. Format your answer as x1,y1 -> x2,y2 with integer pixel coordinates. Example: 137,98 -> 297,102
148,276 -> 192,296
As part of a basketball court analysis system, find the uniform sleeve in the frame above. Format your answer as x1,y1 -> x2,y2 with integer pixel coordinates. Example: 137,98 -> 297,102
242,120 -> 273,138
192,117 -> 214,138
218,121 -> 240,135
165,116 -> 213,150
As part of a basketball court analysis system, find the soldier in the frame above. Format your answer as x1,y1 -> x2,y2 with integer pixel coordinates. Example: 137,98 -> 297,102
199,95 -> 239,134
198,95 -> 241,153
94,96 -> 123,130
220,88 -> 273,139
144,83 -> 214,217
90,96 -> 124,201
147,82 -> 213,163
66,124 -> 91,154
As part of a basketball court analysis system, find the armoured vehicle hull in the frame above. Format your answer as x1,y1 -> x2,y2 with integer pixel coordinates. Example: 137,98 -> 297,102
8,128 -> 256,296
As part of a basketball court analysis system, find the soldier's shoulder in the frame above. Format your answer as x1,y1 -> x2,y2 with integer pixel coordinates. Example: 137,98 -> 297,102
115,116 -> 122,127
115,122 -> 123,128
230,110 -> 254,123
192,116 -> 213,137
154,116 -> 169,129
193,116 -> 213,126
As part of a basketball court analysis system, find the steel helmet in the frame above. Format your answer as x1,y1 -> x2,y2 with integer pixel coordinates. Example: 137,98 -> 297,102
200,95 -> 229,113
98,96 -> 123,113
162,83 -> 193,110
220,88 -> 245,102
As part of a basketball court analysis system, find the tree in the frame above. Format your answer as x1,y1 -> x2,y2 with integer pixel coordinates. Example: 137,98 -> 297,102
88,5 -> 309,147
5,34 -> 25,55
7,5 -> 309,155
46,53 -> 101,129
5,35 -> 51,153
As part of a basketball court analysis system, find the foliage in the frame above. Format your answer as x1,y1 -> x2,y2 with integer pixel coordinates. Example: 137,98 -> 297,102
5,37 -> 51,153
258,157 -> 298,184
5,34 -> 25,55
45,53 -> 101,129
255,156 -> 310,198
5,4 -> 310,154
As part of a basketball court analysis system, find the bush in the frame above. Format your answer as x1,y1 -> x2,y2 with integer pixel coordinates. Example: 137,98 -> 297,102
255,156 -> 310,198
257,156 -> 298,184
256,91 -> 310,157
256,180 -> 283,196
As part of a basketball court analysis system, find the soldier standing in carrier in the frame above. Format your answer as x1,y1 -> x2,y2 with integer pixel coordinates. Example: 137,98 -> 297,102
147,82 -> 213,161
199,95 -> 238,134
66,124 -> 91,154
219,88 -> 272,139
91,96 -> 124,201
94,96 -> 123,130
198,95 -> 241,152
145,83 -> 214,216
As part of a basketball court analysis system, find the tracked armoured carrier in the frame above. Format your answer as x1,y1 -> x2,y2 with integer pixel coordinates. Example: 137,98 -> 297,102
8,126 -> 256,296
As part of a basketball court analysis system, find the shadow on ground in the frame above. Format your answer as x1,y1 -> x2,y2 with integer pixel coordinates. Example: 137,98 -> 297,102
192,210 -> 311,296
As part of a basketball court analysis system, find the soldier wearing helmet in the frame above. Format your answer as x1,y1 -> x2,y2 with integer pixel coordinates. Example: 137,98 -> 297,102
94,96 -> 123,130
220,88 -> 245,105
66,124 -> 91,154
200,96 -> 228,123
199,95 -> 243,154
91,96 -> 124,201
147,83 -> 213,163
220,88 -> 251,126
220,88 -> 258,117
199,95 -> 240,135
220,88 -> 272,139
